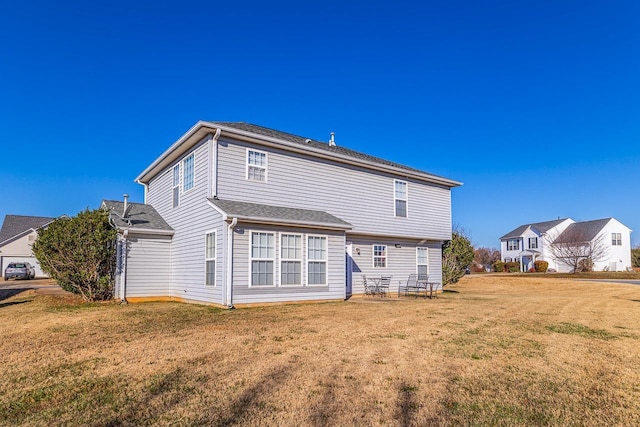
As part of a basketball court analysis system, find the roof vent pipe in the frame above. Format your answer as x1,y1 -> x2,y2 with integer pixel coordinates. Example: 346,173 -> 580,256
123,194 -> 129,218
329,132 -> 336,146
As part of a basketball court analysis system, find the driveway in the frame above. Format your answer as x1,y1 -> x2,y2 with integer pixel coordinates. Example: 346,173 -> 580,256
0,278 -> 71,301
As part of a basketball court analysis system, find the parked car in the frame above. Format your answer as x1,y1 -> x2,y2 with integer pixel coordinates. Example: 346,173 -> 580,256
4,262 -> 36,280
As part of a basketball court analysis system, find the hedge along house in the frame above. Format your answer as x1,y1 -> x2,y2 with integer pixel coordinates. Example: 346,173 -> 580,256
123,121 -> 461,307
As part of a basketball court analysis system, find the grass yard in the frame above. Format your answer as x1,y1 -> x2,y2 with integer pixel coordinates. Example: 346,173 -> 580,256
1,275 -> 639,426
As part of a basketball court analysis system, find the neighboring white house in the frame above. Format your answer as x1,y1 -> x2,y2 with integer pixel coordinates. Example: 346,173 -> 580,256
113,121 -> 462,306
0,215 -> 57,277
499,217 -> 632,272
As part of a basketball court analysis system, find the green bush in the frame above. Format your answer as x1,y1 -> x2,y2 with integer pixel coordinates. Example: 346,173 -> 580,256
505,261 -> 520,273
492,261 -> 505,272
534,260 -> 549,273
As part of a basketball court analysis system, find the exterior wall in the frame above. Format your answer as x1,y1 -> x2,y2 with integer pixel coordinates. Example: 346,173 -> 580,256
146,136 -> 225,305
594,219 -> 632,271
0,231 -> 48,277
230,223 -> 346,304
120,233 -> 172,298
216,137 -> 452,241
348,235 -> 443,295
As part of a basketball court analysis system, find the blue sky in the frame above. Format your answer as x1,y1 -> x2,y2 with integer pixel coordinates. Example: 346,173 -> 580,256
1,0 -> 638,248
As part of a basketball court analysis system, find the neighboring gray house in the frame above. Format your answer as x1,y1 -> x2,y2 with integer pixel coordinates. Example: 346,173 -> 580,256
0,215 -> 56,277
117,121 -> 461,306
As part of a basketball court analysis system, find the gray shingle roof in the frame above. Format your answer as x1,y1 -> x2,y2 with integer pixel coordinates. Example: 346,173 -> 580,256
500,218 -> 570,240
102,200 -> 173,232
209,122 -> 458,184
208,198 -> 352,230
553,218 -> 612,244
0,215 -> 56,245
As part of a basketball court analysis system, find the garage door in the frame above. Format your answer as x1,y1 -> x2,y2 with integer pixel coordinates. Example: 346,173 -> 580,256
0,256 -> 48,278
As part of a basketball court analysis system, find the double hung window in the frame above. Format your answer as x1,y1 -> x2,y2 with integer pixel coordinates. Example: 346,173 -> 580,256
307,236 -> 327,285
172,164 -> 180,207
247,149 -> 267,182
507,239 -> 520,251
612,233 -> 622,246
205,232 -> 216,286
528,237 -> 538,249
251,232 -> 275,286
281,234 -> 302,285
394,180 -> 407,217
416,247 -> 428,280
183,153 -> 194,192
373,245 -> 387,268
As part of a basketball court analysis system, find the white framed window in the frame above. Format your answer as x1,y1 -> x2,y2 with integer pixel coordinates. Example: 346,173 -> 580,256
612,233 -> 622,246
529,237 -> 538,249
280,234 -> 302,286
247,149 -> 267,182
172,164 -> 180,208
416,247 -> 428,280
205,231 -> 216,286
394,180 -> 408,217
505,257 -> 512,262
250,232 -> 275,286
373,244 -> 387,268
307,235 -> 327,285
507,239 -> 519,251
183,153 -> 194,192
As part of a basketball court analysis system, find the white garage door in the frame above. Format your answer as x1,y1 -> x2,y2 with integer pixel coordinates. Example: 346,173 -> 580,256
1,256 -> 48,278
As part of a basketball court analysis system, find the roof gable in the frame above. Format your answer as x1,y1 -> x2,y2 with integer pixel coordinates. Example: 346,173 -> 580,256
553,218 -> 612,244
0,215 -> 56,245
500,218 -> 571,240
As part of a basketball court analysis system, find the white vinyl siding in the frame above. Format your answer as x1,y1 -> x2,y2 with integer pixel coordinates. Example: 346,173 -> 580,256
172,164 -> 180,208
205,231 -> 216,286
373,244 -> 387,268
251,232 -> 275,286
394,180 -> 407,217
416,247 -> 428,279
247,149 -> 267,182
307,235 -> 327,285
280,234 -> 302,286
183,153 -> 195,192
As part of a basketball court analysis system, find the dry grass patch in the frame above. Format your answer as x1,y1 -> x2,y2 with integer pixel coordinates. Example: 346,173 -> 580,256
1,275 -> 639,426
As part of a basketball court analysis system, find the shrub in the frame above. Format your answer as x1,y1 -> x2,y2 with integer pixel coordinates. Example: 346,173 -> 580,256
528,268 -> 535,273
632,248 -> 640,268
33,209 -> 117,301
577,258 -> 593,273
471,262 -> 486,273
492,261 -> 505,272
505,261 -> 520,273
534,260 -> 549,273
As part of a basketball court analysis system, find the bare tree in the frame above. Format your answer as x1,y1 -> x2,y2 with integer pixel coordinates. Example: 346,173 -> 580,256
545,227 -> 609,273
474,247 -> 500,270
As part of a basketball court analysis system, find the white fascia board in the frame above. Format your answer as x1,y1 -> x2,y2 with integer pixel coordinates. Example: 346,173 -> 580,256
206,199 -> 229,221
230,216 -> 352,231
346,230 -> 447,243
124,227 -> 175,236
136,121 -> 462,188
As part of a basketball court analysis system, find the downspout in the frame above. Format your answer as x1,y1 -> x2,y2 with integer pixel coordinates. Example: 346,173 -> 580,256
120,228 -> 129,303
225,217 -> 237,309
211,128 -> 221,198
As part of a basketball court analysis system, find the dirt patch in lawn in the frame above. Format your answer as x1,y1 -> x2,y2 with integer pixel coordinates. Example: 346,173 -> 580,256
1,275 -> 639,426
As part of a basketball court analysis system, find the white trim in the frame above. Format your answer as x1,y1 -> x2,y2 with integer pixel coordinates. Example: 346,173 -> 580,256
205,230 -> 216,286
124,227 -> 175,236
306,234 -> 328,286
279,233 -> 303,287
373,244 -> 388,268
246,148 -> 268,183
210,128 -> 221,198
172,164 -> 180,208
249,231 -> 276,287
394,179 -> 408,218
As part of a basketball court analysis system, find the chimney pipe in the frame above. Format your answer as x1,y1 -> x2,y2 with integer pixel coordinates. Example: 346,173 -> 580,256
329,132 -> 336,146
123,194 -> 129,218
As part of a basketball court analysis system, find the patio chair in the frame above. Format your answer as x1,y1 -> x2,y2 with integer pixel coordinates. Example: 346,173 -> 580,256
363,275 -> 374,296
379,276 -> 391,297
400,274 -> 418,297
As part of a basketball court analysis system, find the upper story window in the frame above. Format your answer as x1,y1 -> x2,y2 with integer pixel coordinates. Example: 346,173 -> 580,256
507,239 -> 519,251
528,237 -> 538,249
183,153 -> 194,192
172,164 -> 180,208
394,180 -> 407,217
612,233 -> 622,246
247,149 -> 267,182
250,232 -> 275,286
205,231 -> 216,286
416,247 -> 428,280
373,244 -> 387,268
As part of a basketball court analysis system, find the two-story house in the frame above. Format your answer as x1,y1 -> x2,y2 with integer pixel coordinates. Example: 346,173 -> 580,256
500,217 -> 632,272
108,121 -> 461,306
